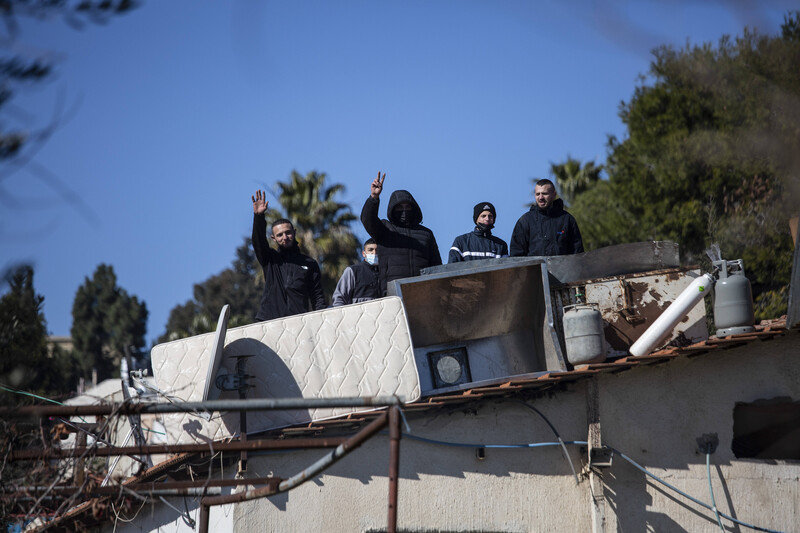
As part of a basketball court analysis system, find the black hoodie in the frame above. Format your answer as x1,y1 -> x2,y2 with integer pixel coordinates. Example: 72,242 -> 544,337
509,198 -> 584,257
252,214 -> 326,321
361,189 -> 442,294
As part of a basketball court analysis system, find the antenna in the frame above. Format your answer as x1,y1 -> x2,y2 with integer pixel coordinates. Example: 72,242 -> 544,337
202,304 -> 231,401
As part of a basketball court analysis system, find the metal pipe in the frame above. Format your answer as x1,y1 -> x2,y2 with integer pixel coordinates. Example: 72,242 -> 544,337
73,431 -> 86,487
0,396 -> 403,418
9,436 -> 347,461
201,411 -> 389,506
2,477 -> 283,498
7,487 -> 222,501
199,504 -> 210,533
102,424 -> 136,486
278,411 -> 387,492
388,406 -> 401,533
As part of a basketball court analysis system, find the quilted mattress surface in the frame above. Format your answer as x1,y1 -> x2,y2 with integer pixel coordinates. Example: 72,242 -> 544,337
150,296 -> 420,444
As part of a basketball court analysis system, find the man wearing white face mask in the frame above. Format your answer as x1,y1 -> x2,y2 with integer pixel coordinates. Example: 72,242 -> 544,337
331,238 -> 381,306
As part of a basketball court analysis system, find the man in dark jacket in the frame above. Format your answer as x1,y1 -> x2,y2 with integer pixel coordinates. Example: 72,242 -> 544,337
361,172 -> 442,295
331,238 -> 381,306
510,179 -> 584,257
251,190 -> 326,321
449,201 -> 508,263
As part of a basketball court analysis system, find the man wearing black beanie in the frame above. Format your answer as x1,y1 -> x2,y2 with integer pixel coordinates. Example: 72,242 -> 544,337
448,201 -> 508,263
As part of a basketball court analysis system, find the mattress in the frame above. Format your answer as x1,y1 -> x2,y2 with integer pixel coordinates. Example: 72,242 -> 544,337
150,296 -> 420,444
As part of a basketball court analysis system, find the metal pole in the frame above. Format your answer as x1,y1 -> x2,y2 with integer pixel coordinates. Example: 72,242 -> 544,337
0,396 -> 403,418
238,357 -> 249,475
2,477 -> 283,498
9,436 -> 348,461
73,431 -> 86,487
102,424 -> 135,486
199,504 -> 210,533
388,406 -> 401,533
4,488 -> 223,502
202,410 -> 389,507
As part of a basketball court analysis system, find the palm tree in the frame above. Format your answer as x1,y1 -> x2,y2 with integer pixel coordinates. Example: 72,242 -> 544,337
265,170 -> 360,298
546,156 -> 604,206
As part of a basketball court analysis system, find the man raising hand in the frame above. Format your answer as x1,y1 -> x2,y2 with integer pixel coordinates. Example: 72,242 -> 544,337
251,190 -> 326,321
360,171 -> 441,295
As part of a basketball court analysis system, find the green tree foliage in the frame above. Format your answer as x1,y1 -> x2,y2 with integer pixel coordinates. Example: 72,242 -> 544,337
159,238 -> 262,342
0,265 -> 70,522
265,170 -> 360,297
70,264 -> 147,381
567,11 -> 800,320
568,178 -> 642,250
0,265 -> 77,400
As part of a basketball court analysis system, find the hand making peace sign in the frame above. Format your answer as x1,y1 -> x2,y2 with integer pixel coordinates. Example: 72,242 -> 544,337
370,172 -> 386,199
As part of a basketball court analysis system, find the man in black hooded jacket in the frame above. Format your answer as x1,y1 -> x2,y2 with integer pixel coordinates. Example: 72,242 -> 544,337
360,172 -> 442,295
510,179 -> 584,257
251,190 -> 326,321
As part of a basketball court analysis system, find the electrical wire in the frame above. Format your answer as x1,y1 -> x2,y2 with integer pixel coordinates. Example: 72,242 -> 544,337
394,431 -> 784,533
0,382 -> 165,435
401,432 -> 587,450
1,383 -> 67,405
0,383 -> 89,424
55,417 -> 117,449
706,447 -> 726,532
606,445 -> 786,533
131,377 -> 224,422
110,496 -> 147,529
158,495 -> 195,529
514,400 -> 580,484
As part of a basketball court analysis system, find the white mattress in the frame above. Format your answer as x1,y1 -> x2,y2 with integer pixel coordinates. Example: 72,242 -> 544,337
150,296 -> 420,444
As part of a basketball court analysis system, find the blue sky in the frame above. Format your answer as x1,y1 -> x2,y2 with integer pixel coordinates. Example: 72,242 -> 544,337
1,0 -> 795,343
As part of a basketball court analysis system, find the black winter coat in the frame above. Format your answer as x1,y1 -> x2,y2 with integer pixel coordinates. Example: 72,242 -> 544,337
509,199 -> 584,257
252,214 -> 326,321
361,190 -> 442,295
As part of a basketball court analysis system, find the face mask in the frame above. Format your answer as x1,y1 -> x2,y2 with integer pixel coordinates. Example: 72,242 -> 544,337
476,222 -> 494,232
394,205 -> 413,226
365,253 -> 378,265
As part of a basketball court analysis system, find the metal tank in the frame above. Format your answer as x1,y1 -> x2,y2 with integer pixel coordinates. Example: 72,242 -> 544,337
562,303 -> 606,365
712,259 -> 755,336
629,272 -> 714,357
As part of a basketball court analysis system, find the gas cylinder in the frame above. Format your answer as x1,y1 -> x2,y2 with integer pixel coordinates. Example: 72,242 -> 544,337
629,272 -> 714,357
562,303 -> 606,365
713,259 -> 755,336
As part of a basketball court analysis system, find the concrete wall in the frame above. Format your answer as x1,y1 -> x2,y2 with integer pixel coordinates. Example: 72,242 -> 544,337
230,332 -> 799,532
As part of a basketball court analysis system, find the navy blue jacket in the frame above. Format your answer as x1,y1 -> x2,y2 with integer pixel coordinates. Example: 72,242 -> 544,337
449,227 -> 508,263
